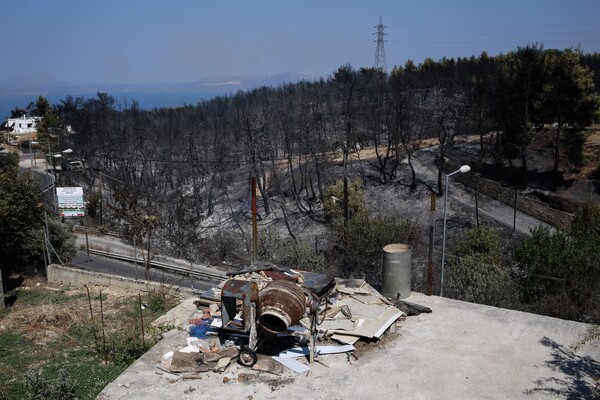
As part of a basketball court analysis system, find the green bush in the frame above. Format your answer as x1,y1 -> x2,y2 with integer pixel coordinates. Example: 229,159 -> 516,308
109,326 -> 148,367
514,201 -> 600,322
335,213 -> 421,284
258,229 -> 328,273
25,367 -> 76,400
145,286 -> 177,314
323,177 -> 368,226
445,226 -> 515,306
446,254 -> 511,306
0,384 -> 11,400
565,129 -> 588,168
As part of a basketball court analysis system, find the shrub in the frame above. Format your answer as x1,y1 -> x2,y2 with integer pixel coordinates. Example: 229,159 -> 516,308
514,203 -> 600,322
197,230 -> 245,266
334,213 -> 421,284
25,367 -> 76,400
109,326 -> 148,367
258,229 -> 328,273
145,286 -> 177,314
323,177 -> 367,226
445,226 -> 515,307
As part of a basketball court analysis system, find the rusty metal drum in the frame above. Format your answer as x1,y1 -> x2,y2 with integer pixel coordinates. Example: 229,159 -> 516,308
257,280 -> 306,333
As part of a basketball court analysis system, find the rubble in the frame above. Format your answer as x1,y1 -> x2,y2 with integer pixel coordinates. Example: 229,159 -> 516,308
155,262 -> 416,379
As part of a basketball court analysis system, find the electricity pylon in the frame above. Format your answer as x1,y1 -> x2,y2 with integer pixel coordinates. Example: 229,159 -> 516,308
373,16 -> 387,73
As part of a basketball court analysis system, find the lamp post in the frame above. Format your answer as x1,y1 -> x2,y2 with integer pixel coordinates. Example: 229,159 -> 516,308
51,148 -> 73,175
30,140 -> 54,169
29,140 -> 36,168
50,149 -> 73,213
440,164 -> 471,297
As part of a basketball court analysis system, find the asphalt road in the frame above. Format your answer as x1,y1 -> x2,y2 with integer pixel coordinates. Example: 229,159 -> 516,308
69,251 -> 216,292
411,147 -> 554,236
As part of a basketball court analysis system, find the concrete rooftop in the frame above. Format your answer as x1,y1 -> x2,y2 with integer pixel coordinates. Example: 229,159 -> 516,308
97,292 -> 599,400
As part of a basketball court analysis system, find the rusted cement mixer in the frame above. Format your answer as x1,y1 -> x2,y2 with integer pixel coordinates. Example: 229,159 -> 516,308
258,280 -> 306,334
219,263 -> 335,367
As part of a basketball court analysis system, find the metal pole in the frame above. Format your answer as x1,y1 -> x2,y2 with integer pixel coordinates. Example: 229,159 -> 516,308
513,187 -> 518,233
440,174 -> 450,297
251,176 -> 258,262
134,236 -> 138,280
44,212 -> 52,272
439,165 -> 470,297
85,231 -> 91,263
190,261 -> 194,291
426,192 -> 436,296
99,173 -> 103,226
138,293 -> 145,348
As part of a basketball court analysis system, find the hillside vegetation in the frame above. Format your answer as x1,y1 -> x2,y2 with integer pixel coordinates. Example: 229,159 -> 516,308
3,46 -> 600,323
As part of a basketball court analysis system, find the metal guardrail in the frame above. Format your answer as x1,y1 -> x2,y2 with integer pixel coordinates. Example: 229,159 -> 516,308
73,225 -> 124,238
85,248 -> 227,283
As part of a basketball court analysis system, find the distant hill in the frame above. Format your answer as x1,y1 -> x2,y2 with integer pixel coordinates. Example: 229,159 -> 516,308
0,72 -> 320,118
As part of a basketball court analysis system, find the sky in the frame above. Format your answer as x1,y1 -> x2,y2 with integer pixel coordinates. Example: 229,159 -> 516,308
1,0 -> 599,87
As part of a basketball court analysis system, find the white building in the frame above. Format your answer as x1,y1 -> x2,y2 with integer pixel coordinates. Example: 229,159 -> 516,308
6,115 -> 41,134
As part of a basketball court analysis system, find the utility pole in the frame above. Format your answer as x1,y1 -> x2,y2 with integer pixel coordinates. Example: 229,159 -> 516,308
373,16 -> 387,73
251,176 -> 258,262
426,192 -> 436,296
0,266 -> 4,309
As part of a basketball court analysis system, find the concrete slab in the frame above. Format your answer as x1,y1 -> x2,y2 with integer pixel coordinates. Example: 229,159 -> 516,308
97,292 -> 599,399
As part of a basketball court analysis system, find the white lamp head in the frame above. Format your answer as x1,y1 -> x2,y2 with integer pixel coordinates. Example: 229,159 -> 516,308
459,165 -> 471,173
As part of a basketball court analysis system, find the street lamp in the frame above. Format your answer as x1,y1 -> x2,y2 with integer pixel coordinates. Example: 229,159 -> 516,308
440,164 -> 471,297
30,140 -> 44,168
50,148 -> 73,175
49,149 -> 73,213
29,141 -> 36,167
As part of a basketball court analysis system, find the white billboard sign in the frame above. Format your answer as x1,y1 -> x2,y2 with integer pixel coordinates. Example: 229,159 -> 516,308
56,187 -> 85,217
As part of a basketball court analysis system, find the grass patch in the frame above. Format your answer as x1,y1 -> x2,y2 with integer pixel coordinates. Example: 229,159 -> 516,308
0,284 -> 178,400
6,287 -> 86,308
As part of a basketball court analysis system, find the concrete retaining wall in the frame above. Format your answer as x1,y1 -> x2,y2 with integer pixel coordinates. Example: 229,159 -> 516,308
47,264 -> 196,298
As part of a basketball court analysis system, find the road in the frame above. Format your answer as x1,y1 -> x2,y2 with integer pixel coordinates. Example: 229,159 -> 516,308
70,250 -> 216,292
16,153 -> 223,292
411,146 -> 554,236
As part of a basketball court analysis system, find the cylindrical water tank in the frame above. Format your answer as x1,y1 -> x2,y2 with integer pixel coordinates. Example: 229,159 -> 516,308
381,244 -> 412,299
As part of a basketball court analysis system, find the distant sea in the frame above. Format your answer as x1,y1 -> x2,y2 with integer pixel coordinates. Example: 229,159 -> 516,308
0,90 -> 223,120
0,73 -> 318,121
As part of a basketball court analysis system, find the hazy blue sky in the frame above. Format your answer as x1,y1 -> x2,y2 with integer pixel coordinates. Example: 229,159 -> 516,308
1,0 -> 599,86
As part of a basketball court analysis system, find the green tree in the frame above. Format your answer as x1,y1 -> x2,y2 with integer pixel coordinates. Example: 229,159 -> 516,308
323,177 -> 367,226
10,107 -> 26,118
31,96 -> 61,139
0,156 -> 45,277
0,156 -> 77,300
515,201 -> 600,322
446,226 -> 514,306
543,49 -> 600,173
